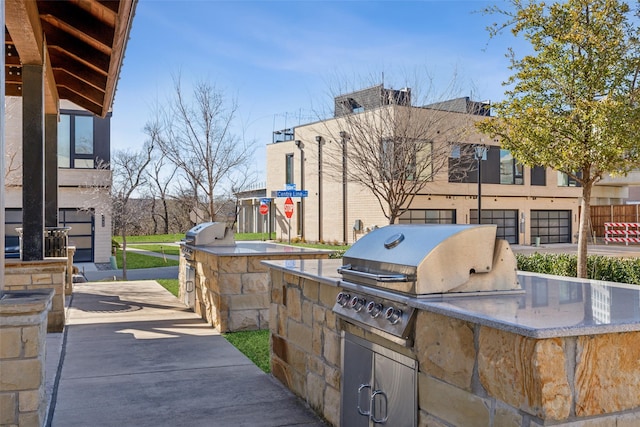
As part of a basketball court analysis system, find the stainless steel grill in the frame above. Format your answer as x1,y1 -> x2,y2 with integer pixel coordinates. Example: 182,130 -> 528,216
184,222 -> 236,247
333,224 -> 520,340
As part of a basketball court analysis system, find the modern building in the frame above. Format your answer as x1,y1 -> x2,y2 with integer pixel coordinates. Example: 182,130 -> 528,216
2,1 -> 136,267
266,85 -> 631,245
4,98 -> 113,262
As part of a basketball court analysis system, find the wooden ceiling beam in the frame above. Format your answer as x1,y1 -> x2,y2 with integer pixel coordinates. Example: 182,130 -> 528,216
53,69 -> 106,105
42,21 -> 111,74
38,1 -> 115,55
5,0 -> 59,113
58,87 -> 102,116
49,50 -> 108,91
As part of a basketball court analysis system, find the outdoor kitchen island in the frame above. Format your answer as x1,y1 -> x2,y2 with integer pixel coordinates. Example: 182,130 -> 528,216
262,225 -> 640,427
178,222 -> 332,332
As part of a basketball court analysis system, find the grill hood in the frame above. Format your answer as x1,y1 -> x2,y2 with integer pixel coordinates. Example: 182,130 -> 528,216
185,222 -> 236,246
338,224 -> 519,296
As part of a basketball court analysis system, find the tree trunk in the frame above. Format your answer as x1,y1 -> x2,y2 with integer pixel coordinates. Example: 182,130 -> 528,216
162,198 -> 169,234
151,198 -> 158,235
577,183 -> 592,278
121,229 -> 128,281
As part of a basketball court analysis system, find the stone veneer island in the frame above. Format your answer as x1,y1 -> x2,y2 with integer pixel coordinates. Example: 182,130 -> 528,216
178,242 -> 331,332
263,258 -> 640,427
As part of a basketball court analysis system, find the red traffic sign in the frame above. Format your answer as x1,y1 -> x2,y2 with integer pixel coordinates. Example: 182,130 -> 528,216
259,203 -> 269,215
284,197 -> 294,219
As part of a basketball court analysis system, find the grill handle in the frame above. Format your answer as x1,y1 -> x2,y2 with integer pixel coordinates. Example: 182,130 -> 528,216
337,264 -> 413,283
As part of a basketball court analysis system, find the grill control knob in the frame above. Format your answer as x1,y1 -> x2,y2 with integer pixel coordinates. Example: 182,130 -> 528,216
349,296 -> 366,312
366,301 -> 384,318
336,292 -> 351,307
385,307 -> 403,324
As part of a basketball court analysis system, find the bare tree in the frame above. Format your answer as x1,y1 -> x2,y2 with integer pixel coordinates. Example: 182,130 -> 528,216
317,80 -> 477,224
111,141 -> 154,280
145,149 -> 178,234
149,76 -> 254,223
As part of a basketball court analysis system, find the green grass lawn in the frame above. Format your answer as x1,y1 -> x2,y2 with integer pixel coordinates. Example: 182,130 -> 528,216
114,249 -> 179,269
114,232 -> 276,244
156,279 -> 179,296
222,330 -> 271,373
114,233 -> 185,244
128,244 -> 181,257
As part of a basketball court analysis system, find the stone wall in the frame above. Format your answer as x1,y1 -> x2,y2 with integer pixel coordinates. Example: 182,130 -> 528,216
181,249 -> 329,332
268,269 -> 640,427
269,269 -> 342,426
4,259 -> 67,332
0,290 -> 53,427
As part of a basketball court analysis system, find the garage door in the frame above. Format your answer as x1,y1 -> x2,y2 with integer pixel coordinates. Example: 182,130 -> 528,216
531,210 -> 572,244
60,209 -> 94,262
470,209 -> 518,244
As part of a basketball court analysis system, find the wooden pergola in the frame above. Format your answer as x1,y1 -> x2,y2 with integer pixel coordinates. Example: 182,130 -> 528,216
2,0 -> 137,263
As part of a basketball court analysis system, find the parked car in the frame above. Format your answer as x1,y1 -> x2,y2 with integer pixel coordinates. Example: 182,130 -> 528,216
5,235 -> 20,259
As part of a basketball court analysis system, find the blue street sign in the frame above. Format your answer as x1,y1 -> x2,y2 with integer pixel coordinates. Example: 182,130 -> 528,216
260,198 -> 271,205
275,190 -> 308,198
285,183 -> 296,191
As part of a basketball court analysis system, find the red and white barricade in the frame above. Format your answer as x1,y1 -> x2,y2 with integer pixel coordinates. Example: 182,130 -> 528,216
604,222 -> 640,245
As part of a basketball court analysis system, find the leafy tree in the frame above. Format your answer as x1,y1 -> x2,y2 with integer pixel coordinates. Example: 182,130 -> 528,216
478,0 -> 640,278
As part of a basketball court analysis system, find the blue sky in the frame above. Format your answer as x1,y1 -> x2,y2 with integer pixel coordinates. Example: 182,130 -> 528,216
110,0 -> 523,177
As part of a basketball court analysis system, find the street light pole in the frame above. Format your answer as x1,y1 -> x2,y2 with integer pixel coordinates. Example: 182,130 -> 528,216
475,145 -> 487,225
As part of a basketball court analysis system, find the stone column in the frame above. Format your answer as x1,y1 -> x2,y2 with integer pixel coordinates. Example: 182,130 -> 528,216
0,290 -> 54,427
21,64 -> 45,261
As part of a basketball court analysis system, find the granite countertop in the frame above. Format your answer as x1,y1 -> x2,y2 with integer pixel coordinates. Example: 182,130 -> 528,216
262,259 -> 640,339
418,271 -> 640,338
262,258 -> 344,286
186,241 -> 335,256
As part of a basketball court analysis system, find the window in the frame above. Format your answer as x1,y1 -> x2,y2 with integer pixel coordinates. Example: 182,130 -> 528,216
381,138 -> 422,181
58,113 -> 95,168
531,166 -> 546,186
448,143 -> 482,183
285,153 -> 294,184
557,172 -> 580,187
499,149 -> 523,185
398,209 -> 455,224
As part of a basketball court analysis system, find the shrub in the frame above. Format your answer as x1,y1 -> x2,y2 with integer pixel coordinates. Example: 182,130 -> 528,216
516,253 -> 640,284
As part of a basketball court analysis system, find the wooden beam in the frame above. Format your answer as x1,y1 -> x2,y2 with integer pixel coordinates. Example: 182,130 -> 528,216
101,0 -> 136,116
5,0 -> 58,114
38,1 -> 115,55
5,0 -> 44,64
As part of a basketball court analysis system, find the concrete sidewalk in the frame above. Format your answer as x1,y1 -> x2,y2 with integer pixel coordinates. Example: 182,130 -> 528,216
46,280 -> 327,427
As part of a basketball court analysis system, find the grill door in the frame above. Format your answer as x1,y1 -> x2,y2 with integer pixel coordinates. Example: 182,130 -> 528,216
341,332 -> 417,426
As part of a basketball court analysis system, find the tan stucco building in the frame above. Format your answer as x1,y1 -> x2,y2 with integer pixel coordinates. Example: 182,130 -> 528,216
265,86 -> 631,245
4,97 -> 113,263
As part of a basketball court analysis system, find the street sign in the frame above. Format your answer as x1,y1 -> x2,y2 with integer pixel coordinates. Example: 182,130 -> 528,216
275,190 -> 308,198
284,197 -> 294,219
259,203 -> 269,215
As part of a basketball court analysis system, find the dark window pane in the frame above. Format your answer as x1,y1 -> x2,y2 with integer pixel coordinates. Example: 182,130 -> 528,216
75,116 -> 94,155
58,114 -> 71,168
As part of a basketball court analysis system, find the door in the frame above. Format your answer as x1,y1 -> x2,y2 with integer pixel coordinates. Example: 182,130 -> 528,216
342,335 -> 373,427
341,332 -> 417,426
530,210 -> 572,244
184,263 -> 196,308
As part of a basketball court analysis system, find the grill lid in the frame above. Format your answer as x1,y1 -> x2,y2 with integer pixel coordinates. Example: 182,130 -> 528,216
185,222 -> 236,246
339,224 -> 519,295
